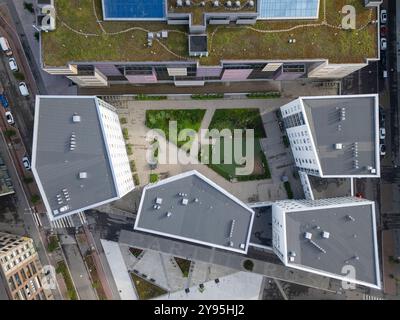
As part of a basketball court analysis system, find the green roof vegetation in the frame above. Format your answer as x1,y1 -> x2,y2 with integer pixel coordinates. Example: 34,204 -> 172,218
42,0 -> 377,66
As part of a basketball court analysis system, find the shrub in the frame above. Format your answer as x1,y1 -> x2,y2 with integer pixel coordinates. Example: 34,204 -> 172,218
246,92 -> 281,99
130,160 -> 137,172
34,32 -> 39,41
47,235 -> 59,252
191,93 -> 224,100
282,135 -> 290,148
122,128 -> 129,140
149,173 -> 159,183
126,143 -> 133,155
23,2 -> 34,13
30,194 -> 40,204
23,177 -> 34,184
284,181 -> 294,199
133,173 -> 140,186
120,117 -> 127,124
14,72 -> 25,81
243,259 -> 254,271
4,129 -> 16,138
135,94 -> 167,101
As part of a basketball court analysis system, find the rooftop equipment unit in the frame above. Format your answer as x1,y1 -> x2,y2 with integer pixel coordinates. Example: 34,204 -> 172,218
309,239 -> 326,253
335,143 -> 343,150
248,0 -> 254,6
346,215 -> 356,222
226,1 -> 232,7
321,231 -> 330,239
229,220 -> 236,238
156,197 -> 163,205
289,256 -> 295,262
166,211 -> 172,217
235,0 -> 240,6
185,0 -> 191,6
240,243 -> 245,249
177,0 -> 183,6
72,114 -> 81,123
182,198 -> 188,205
194,198 -> 199,203
228,241 -> 234,247
213,0 -> 219,6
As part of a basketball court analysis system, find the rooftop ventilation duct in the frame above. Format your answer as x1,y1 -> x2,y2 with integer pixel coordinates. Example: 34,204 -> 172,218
79,172 -> 88,179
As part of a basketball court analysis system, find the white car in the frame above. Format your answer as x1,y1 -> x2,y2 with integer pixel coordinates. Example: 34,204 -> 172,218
380,127 -> 386,140
4,111 -> 14,125
22,156 -> 31,170
381,38 -> 387,51
8,57 -> 18,72
381,9 -> 387,24
18,82 -> 29,96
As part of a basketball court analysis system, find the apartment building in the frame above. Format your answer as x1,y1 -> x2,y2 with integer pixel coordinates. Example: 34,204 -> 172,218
271,197 -> 381,289
0,232 -> 53,300
280,94 -> 380,179
32,96 -> 135,221
39,0 -> 381,87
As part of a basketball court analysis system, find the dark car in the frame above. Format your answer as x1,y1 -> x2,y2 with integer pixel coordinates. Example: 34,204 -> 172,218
381,54 -> 387,67
381,25 -> 388,37
379,106 -> 386,126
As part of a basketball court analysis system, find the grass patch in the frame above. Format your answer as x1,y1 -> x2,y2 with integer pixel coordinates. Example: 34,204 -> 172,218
129,247 -> 143,258
135,94 -> 167,101
174,257 -> 191,278
56,261 -> 78,300
284,181 -> 294,199
243,259 -> 254,271
131,273 -> 167,300
146,109 -> 206,148
23,2 -> 34,13
47,235 -> 59,253
191,93 -> 224,100
246,92 -> 281,99
149,173 -> 159,183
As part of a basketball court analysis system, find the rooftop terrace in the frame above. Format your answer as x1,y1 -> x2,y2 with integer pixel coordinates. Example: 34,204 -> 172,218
42,0 -> 377,66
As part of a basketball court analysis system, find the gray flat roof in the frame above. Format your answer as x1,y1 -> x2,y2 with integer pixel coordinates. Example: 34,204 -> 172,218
302,96 -> 378,176
285,203 -> 379,287
249,204 -> 272,248
33,96 -> 117,218
134,171 -> 254,253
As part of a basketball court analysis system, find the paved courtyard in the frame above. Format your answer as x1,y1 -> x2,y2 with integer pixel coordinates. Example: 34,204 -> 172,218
108,96 -> 303,203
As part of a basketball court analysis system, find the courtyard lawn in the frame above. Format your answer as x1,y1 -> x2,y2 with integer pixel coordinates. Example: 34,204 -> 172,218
145,109 -> 206,148
208,108 -> 266,138
131,273 -> 167,300
205,108 -> 270,181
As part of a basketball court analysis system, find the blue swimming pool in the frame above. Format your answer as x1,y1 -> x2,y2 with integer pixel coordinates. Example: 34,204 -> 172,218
259,0 -> 320,19
102,0 -> 166,20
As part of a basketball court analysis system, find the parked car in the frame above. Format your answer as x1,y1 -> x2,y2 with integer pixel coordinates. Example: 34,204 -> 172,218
8,57 -> 18,72
380,127 -> 386,140
381,9 -> 387,24
383,70 -> 388,78
0,94 -> 9,109
381,38 -> 387,51
379,106 -> 386,126
18,82 -> 29,96
4,111 -> 14,125
22,156 -> 31,170
381,54 -> 387,67
380,144 -> 386,156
